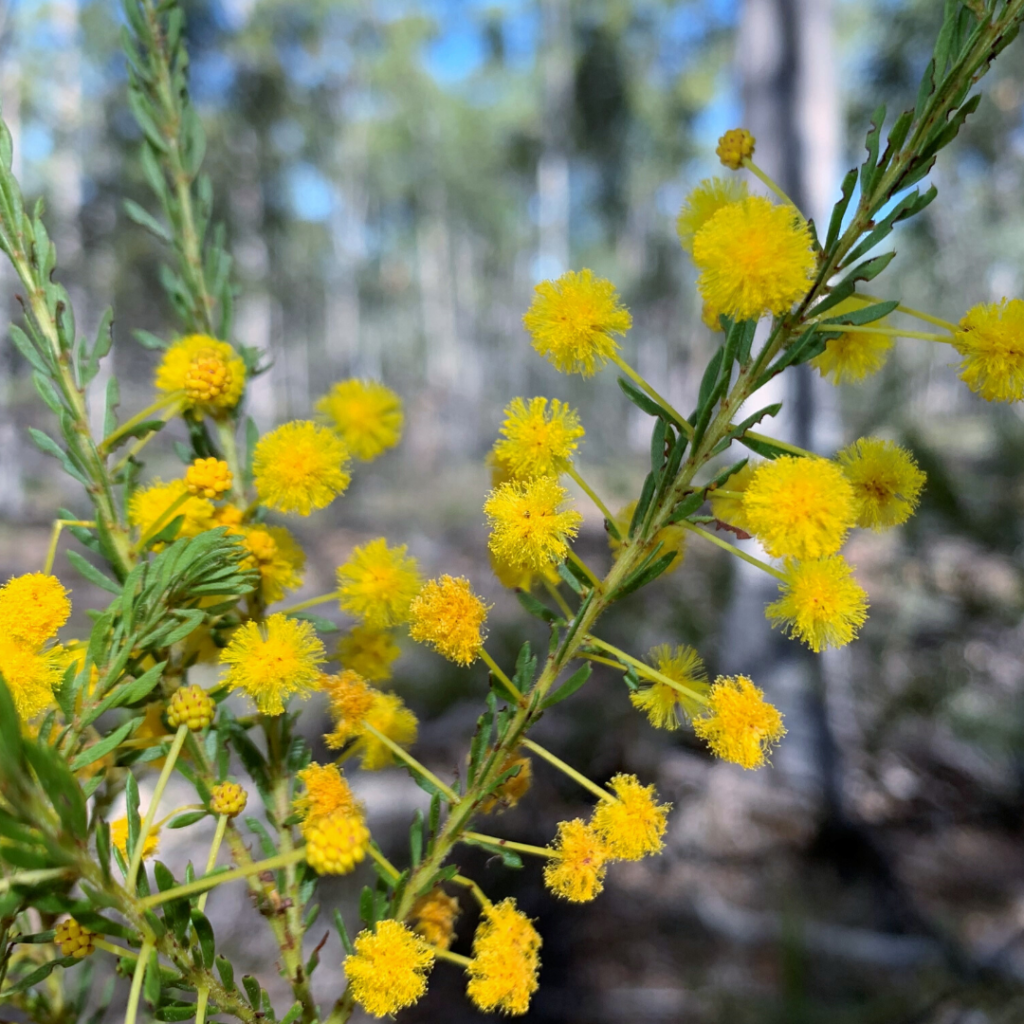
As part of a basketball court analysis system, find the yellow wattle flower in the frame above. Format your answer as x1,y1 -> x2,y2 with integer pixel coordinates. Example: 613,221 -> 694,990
128,479 -> 215,544
336,538 -> 422,629
155,334 -> 246,413
589,773 -> 671,862
408,575 -> 489,667
185,457 -> 233,498
0,636 -> 64,721
692,195 -> 815,322
692,675 -> 786,770
484,476 -> 582,572
766,556 -> 869,652
336,625 -> 401,683
810,298 -> 894,385
253,420 -> 351,516
741,455 -> 856,560
0,572 -> 71,645
708,460 -> 757,533
240,525 -> 306,605
344,919 -> 434,1018
219,613 -> 325,715
630,644 -> 708,730
837,437 -> 926,531
294,762 -> 359,821
411,888 -> 461,951
543,819 -> 610,903
110,816 -> 160,862
466,898 -> 542,1016
522,269 -> 631,377
294,763 -> 371,875
954,298 -> 1024,402
316,378 -> 404,462
676,177 -> 749,254
492,396 -> 584,480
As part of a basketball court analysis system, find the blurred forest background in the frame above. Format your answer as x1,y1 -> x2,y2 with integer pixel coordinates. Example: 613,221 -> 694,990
2,0 -> 1024,1021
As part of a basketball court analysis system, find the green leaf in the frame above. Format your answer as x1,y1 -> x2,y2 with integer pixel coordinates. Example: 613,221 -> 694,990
540,663 -> 592,710
664,492 -> 704,525
555,560 -> 585,596
512,641 -> 537,692
409,810 -> 425,867
32,371 -> 64,414
738,434 -> 792,460
616,375 -> 666,419
191,910 -> 215,968
156,1006 -> 203,1022
144,945 -> 162,1006
22,742 -> 87,837
66,550 -> 122,595
860,104 -> 886,194
104,376 -> 120,441
168,810 -> 208,829
914,58 -> 937,122
460,834 -> 523,869
287,612 -> 338,633
650,416 -> 667,484
216,955 -> 235,991
613,552 -> 677,600
83,308 -> 114,386
819,299 -> 899,328
628,472 -> 657,539
279,1004 -> 304,1024
695,347 -> 725,417
69,718 -> 140,771
712,406 -> 782,456
133,329 -> 168,350
6,955 -> 80,994
708,457 -> 750,492
826,168 -> 858,251
359,886 -> 377,929
515,590 -> 561,624
242,976 -> 262,1010
124,199 -> 172,242
0,674 -> 24,779
9,324 -> 51,374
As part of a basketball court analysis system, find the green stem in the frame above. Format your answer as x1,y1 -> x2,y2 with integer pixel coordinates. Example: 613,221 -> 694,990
367,844 -> 402,882
277,591 -> 341,615
609,353 -> 693,436
741,430 -> 815,458
127,724 -> 189,890
519,738 -> 613,803
124,939 -> 153,1024
679,521 -> 787,581
99,391 -> 184,454
214,418 -> 247,506
196,814 -> 228,914
195,986 -> 210,1024
583,636 -> 709,705
360,721 -> 461,803
479,649 -> 526,706
434,948 -> 472,968
542,578 -> 574,619
452,873 -> 492,908
462,831 -> 554,859
860,293 -> 960,333
43,519 -> 95,575
742,157 -> 799,209
816,323 -> 952,342
566,464 -> 617,526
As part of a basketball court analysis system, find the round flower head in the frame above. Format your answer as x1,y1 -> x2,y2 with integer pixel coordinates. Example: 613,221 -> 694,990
336,538 -> 421,629
837,437 -> 926,531
485,476 -> 582,572
741,455 -> 856,560
155,334 -> 246,413
253,421 -> 351,516
630,644 -> 708,730
0,637 -> 64,720
316,378 -> 404,461
344,919 -> 434,1018
166,684 -> 216,730
240,526 -> 306,605
492,397 -> 584,480
466,898 -> 541,1016
692,675 -> 785,770
409,575 -> 489,666
523,269 -> 632,377
716,127 -> 755,170
766,556 -> 869,652
411,888 -> 460,951
110,817 -> 159,862
54,919 -> 95,959
811,299 -> 894,384
220,613 -> 325,715
129,479 -> 215,544
589,774 -> 671,861
489,546 -> 561,592
481,753 -> 533,813
185,457 -> 233,499
295,763 -> 371,874
214,504 -> 245,528
0,573 -> 70,645
708,461 -> 757,533
294,763 -> 359,822
954,298 -> 1024,402
543,819 -> 610,903
693,196 -> 816,322
336,625 -> 401,683
323,670 -> 419,770
608,502 -> 687,575
676,177 -> 749,253
210,781 -> 248,818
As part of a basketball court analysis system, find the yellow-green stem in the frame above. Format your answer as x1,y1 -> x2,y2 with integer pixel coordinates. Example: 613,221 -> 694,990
127,724 -> 188,890
742,157 -> 799,209
462,831 -> 555,859
214,418 -> 247,506
434,948 -> 473,968
860,293 -> 960,333
277,591 -> 341,615
139,847 -> 308,909
124,939 -> 153,1024
542,578 -> 574,619
583,636 -> 709,705
741,430 -> 815,458
367,844 -> 402,882
452,874 -> 491,908
43,519 -> 94,575
710,489 -> 744,500
195,986 -> 210,1024
566,464 -> 617,526
519,738 -> 613,802
196,814 -> 228,914
479,649 -> 525,706
818,323 -> 952,342
99,391 -> 184,454
680,521 -> 787,581
360,721 -> 461,803
93,938 -> 135,958
608,353 -> 693,436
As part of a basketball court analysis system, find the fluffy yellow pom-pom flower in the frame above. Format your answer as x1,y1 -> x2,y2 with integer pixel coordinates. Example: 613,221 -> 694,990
411,888 -> 460,951
316,378 -> 404,461
522,269 -> 632,377
692,675 -> 786,770
543,819 -> 610,903
741,455 -> 856,560
837,437 -> 926,531
0,573 -> 70,645
466,898 -> 542,1016
344,919 -> 434,1018
492,396 -> 584,480
676,176 -> 749,253
294,762 -> 360,821
589,773 -> 671,861
692,196 -> 815,322
630,644 -> 708,730
766,556 -> 869,652
0,637 -> 64,720
954,298 -> 1024,402
240,526 -> 306,604
294,762 -> 371,874
336,538 -> 422,629
323,670 -> 419,770
811,299 -> 894,384
185,457 -> 233,498
128,479 -> 214,543
336,625 -> 401,683
155,334 -> 246,413
716,127 -> 755,170
484,476 -> 582,572
110,817 -> 160,861
608,501 -> 687,574
409,575 -> 489,666
253,421 -> 351,516
220,613 -> 325,715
